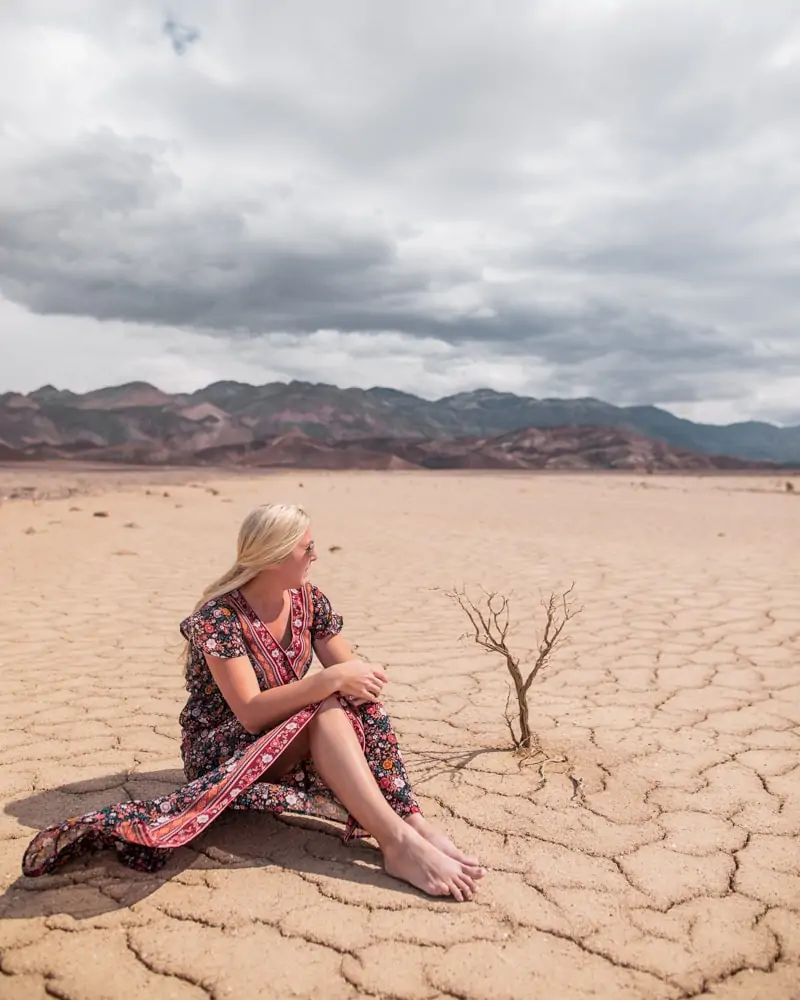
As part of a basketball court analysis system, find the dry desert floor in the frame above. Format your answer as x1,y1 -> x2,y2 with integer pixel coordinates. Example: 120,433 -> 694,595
1,467 -> 799,1000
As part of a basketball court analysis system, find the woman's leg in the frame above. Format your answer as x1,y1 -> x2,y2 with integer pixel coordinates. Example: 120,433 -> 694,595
308,697 -> 479,901
262,729 -> 310,782
356,702 -> 482,869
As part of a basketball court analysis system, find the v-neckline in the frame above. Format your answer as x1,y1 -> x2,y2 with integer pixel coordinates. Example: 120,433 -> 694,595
235,588 -> 296,652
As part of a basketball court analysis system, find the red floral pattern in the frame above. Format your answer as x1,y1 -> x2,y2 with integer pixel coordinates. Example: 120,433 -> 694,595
21,583 -> 418,877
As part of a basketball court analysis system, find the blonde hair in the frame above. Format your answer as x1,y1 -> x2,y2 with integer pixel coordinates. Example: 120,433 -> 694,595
194,502 -> 310,612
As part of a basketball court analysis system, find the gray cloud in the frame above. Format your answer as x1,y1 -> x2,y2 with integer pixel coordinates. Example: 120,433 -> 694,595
163,16 -> 199,55
0,0 -> 799,422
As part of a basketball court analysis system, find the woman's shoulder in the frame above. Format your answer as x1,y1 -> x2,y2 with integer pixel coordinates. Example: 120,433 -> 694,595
305,582 -> 344,637
303,582 -> 334,611
179,595 -> 240,641
180,594 -> 248,659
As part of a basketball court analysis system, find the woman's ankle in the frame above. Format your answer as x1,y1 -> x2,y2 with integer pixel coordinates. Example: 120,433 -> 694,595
375,819 -> 418,853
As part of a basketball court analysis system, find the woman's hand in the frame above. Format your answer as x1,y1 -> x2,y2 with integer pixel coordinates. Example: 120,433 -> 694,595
328,659 -> 388,702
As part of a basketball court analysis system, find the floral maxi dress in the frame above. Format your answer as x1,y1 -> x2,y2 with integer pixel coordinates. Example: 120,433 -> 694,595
21,584 -> 420,877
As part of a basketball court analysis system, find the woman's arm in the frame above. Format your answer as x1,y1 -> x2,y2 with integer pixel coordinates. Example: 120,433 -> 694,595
314,634 -> 386,706
205,654 -> 338,735
313,632 -> 357,668
205,652 -> 388,732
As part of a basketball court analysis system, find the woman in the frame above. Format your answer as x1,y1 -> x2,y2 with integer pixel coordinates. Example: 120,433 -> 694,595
22,503 -> 484,901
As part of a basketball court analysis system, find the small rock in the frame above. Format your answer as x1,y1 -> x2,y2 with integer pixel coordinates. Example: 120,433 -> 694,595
93,511 -> 109,518
124,522 -> 140,529
206,488 -> 220,496
69,506 -> 82,512
23,527 -> 36,535
329,545 -> 342,553
163,491 -> 170,498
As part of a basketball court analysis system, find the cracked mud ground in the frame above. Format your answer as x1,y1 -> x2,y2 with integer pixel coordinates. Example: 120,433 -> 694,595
1,470 -> 798,1000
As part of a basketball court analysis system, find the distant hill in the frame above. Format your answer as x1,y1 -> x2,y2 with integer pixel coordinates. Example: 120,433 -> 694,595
0,380 -> 797,471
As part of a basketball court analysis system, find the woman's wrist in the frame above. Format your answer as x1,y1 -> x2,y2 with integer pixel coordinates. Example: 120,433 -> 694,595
318,664 -> 341,698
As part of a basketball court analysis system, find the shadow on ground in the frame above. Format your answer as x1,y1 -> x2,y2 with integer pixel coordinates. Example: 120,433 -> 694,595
1,768 -> 424,921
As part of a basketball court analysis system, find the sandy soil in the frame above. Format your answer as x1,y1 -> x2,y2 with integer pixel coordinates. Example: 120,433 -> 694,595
1,469 -> 799,999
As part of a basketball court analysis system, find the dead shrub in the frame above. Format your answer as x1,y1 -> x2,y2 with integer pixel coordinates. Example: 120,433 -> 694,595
448,584 -> 581,754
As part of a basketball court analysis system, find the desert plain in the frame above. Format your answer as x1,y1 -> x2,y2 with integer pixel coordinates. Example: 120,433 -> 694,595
0,466 -> 799,1000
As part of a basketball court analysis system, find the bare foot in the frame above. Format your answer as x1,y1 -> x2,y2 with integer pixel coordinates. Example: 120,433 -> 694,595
405,813 -> 485,878
382,827 -> 479,901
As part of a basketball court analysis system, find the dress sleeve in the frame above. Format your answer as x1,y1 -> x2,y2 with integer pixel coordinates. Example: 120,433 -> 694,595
179,602 -> 248,659
309,584 -> 344,640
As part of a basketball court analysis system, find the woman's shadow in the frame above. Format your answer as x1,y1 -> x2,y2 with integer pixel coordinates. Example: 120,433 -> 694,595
1,767 -> 417,921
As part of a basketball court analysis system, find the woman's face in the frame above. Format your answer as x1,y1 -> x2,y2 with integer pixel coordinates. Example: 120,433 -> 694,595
281,527 -> 317,587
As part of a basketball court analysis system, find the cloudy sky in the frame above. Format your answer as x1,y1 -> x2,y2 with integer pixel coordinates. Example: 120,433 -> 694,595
1,1 -> 799,425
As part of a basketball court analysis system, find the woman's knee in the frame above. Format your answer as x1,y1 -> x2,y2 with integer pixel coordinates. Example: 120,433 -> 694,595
308,696 -> 351,746
312,695 -> 345,721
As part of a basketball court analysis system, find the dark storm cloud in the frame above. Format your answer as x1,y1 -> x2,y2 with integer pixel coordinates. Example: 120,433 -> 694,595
0,130 -> 512,336
0,130 -> 399,325
0,127 -> 764,389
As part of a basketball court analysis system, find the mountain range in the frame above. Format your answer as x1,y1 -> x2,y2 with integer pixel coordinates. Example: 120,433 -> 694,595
0,380 -> 797,472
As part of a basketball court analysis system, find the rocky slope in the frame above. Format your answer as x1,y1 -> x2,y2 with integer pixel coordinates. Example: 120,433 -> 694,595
0,380 -> 796,470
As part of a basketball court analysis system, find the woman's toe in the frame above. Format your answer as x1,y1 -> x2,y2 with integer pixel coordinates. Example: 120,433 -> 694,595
448,879 -> 465,902
461,862 -> 485,879
461,872 -> 478,893
456,876 -> 474,900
